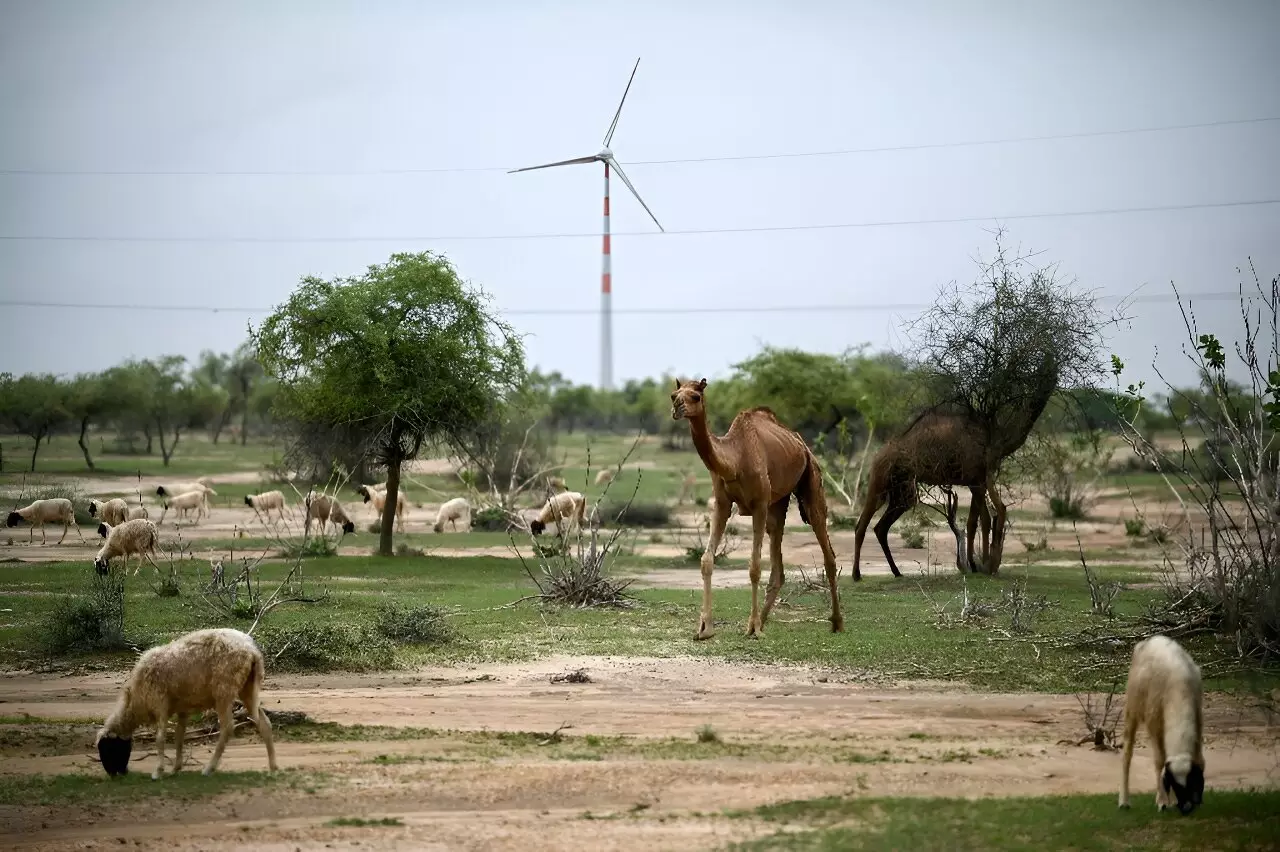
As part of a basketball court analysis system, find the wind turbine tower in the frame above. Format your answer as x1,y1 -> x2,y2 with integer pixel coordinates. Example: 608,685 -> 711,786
509,58 -> 664,391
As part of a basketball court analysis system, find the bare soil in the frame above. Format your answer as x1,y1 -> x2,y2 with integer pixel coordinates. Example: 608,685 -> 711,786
1,656 -> 1276,851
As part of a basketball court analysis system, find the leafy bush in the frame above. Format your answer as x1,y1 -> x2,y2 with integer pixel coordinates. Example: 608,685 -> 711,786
827,514 -> 858,530
470,505 -> 516,532
39,572 -> 130,656
684,545 -> 729,565
278,536 -> 338,559
1048,496 -> 1087,520
254,622 -> 394,672
1123,516 -> 1146,537
374,601 -> 453,645
600,500 -> 671,528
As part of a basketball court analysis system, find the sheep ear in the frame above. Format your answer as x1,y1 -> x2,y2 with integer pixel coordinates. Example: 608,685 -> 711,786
697,378 -> 707,391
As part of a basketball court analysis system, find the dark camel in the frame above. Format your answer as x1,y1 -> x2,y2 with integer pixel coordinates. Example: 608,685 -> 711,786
671,378 -> 842,639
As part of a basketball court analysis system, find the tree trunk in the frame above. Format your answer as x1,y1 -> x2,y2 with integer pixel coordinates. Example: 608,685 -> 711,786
29,427 -> 46,471
77,416 -> 95,471
210,409 -> 231,445
157,421 -> 181,467
378,457 -> 402,557
239,377 -> 252,445
143,424 -> 154,455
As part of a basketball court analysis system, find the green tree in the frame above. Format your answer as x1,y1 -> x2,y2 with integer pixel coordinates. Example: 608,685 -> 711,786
0,373 -> 68,471
65,372 -> 113,470
252,251 -> 525,556
191,350 -> 234,443
140,356 -> 195,466
228,341 -> 265,444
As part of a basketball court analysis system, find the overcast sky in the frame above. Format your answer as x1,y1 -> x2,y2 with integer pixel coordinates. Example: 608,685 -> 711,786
2,0 -> 1278,394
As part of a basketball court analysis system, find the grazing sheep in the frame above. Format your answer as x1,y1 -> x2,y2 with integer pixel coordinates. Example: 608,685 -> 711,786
5,498 -> 84,545
305,493 -> 356,536
95,627 -> 278,779
594,468 -> 615,485
159,489 -> 209,525
546,476 -> 567,491
126,505 -> 150,521
88,498 -> 129,527
93,518 -> 160,576
433,497 -> 471,533
244,490 -> 288,523
361,485 -> 406,533
1119,634 -> 1205,814
154,479 -> 214,500
530,491 -> 587,535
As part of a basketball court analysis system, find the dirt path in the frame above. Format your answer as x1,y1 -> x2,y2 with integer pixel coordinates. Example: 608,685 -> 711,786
1,656 -> 1276,850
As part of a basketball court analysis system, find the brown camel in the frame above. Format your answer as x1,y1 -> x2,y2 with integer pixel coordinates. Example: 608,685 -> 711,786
852,412 -> 995,579
853,385 -> 1053,578
671,378 -> 843,639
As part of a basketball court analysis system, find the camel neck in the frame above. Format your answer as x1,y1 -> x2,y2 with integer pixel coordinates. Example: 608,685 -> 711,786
688,414 -> 733,477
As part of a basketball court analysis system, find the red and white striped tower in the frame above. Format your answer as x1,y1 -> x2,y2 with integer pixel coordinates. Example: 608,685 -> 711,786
601,160 -> 613,390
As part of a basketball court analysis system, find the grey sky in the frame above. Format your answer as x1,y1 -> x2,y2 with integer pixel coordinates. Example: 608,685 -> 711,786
2,0 -> 1278,395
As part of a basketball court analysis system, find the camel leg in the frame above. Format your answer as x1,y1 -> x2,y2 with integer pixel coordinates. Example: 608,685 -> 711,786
799,490 -> 843,632
745,508 -> 768,638
851,490 -> 884,582
698,492 -> 731,640
759,499 -> 789,629
985,474 -> 1007,575
873,486 -> 914,578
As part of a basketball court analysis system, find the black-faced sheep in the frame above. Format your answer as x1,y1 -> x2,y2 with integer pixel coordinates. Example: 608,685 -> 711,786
96,627 -> 278,779
359,483 -> 406,533
94,518 -> 160,576
432,497 -> 471,533
305,493 -> 356,536
159,489 -> 209,525
530,490 -> 586,535
1119,634 -> 1205,814
5,498 -> 85,545
88,498 -> 129,527
244,490 -> 288,523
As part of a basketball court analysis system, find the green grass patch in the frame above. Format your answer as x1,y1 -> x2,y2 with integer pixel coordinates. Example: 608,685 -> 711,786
0,768 -> 320,806
732,789 -> 1280,851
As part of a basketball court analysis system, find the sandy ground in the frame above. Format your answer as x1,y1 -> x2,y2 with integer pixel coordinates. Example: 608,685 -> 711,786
1,655 -> 1277,850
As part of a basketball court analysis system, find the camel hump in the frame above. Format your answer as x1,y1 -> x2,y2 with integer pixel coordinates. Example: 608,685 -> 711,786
749,406 -> 778,419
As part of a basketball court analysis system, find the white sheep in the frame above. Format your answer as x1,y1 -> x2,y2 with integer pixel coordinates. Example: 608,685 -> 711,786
94,518 -> 160,576
305,493 -> 356,536
546,476 -> 567,491
530,490 -> 587,535
159,489 -> 209,526
154,479 -> 215,500
5,498 -> 85,545
433,497 -> 471,533
1119,634 -> 1206,814
95,627 -> 278,779
594,468 -> 615,485
360,484 -> 406,533
126,505 -> 150,521
244,490 -> 288,523
88,497 -> 129,527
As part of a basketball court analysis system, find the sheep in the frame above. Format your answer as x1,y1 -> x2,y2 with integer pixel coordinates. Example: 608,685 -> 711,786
360,484 -> 406,533
433,496 -> 471,533
547,476 -> 567,490
305,493 -> 356,536
154,479 -> 215,500
594,468 -> 615,486
126,505 -> 150,521
93,518 -> 160,576
5,498 -> 85,545
95,627 -> 278,780
159,489 -> 209,526
1119,634 -> 1205,814
530,490 -> 587,536
244,490 -> 288,523
88,497 -> 129,527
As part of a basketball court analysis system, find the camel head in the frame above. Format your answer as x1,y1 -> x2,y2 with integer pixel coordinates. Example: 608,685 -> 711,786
671,378 -> 708,421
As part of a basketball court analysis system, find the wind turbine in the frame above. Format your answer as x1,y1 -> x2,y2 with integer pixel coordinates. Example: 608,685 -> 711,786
509,57 -> 664,391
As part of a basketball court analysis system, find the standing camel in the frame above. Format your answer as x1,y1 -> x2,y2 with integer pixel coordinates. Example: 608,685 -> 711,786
671,378 -> 843,639
853,389 -> 1052,578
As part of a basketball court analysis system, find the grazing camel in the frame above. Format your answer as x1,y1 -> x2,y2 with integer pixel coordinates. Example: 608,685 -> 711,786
853,411 -> 994,579
853,382 -> 1054,578
671,378 -> 842,639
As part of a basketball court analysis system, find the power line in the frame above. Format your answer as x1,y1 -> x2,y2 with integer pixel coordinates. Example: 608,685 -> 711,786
2,198 -> 1276,244
0,291 -> 1246,317
2,115 -> 1276,177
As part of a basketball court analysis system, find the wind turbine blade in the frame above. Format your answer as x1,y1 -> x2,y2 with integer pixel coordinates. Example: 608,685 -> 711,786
508,155 -> 600,174
607,157 -> 664,232
602,57 -> 641,148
